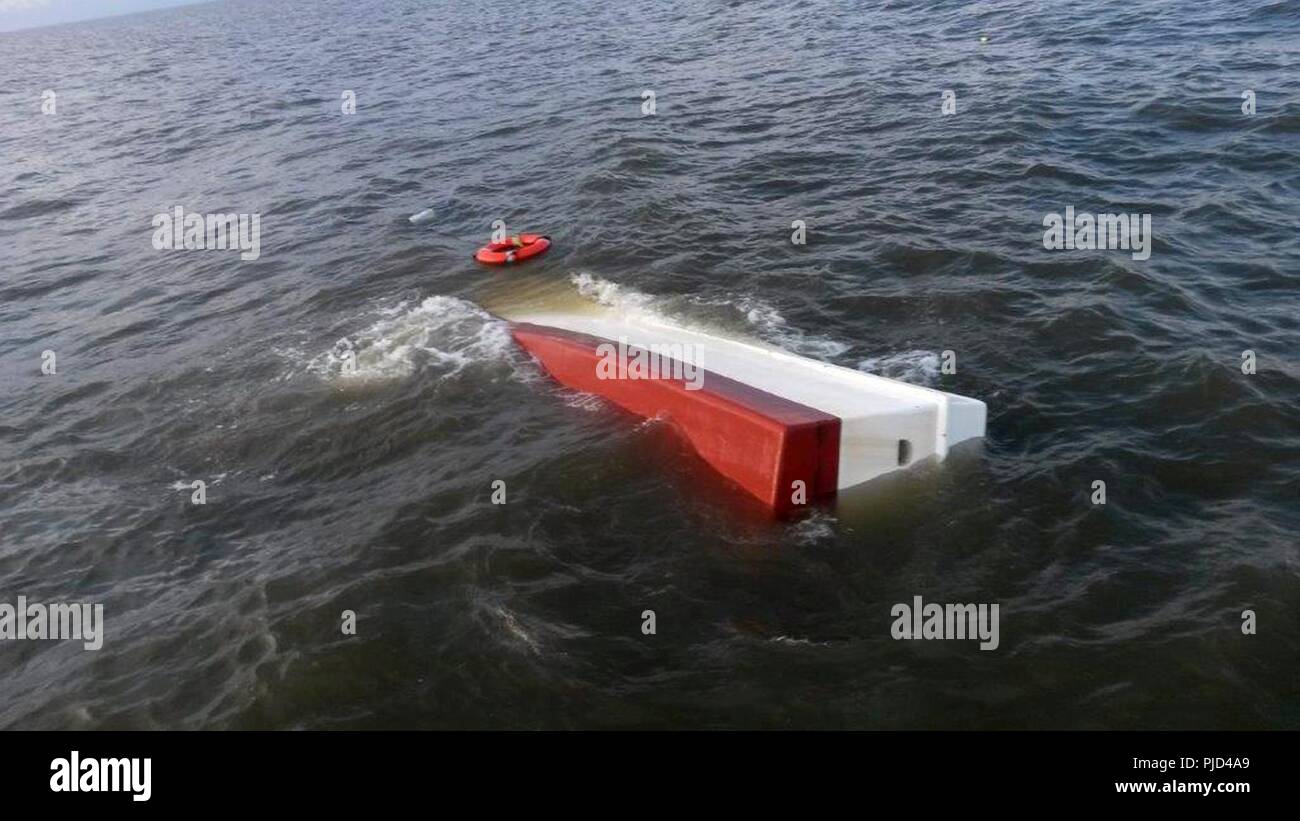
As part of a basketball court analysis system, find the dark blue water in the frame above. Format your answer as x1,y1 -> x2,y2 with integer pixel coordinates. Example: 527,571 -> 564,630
1,0 -> 1297,729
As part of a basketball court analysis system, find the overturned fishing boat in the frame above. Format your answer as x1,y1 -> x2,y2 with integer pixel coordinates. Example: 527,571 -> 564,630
508,310 -> 986,515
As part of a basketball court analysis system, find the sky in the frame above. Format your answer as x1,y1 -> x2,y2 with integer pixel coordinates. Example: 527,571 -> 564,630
0,0 -> 206,32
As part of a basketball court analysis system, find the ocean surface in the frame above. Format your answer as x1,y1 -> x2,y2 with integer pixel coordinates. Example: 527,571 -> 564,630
1,0 -> 1297,729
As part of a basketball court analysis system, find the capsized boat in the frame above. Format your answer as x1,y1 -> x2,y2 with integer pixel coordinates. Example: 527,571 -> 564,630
508,309 -> 986,515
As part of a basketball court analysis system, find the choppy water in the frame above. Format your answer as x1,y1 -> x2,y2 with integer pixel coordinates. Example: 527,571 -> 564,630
1,0 -> 1297,729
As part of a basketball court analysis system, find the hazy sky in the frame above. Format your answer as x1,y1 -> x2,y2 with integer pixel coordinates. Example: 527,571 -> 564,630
0,0 -> 206,32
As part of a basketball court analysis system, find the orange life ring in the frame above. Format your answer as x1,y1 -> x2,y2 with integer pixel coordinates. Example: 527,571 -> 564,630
475,233 -> 551,265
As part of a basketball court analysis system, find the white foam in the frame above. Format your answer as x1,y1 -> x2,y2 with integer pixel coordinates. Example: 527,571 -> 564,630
491,606 -> 541,655
571,271 -> 656,312
704,294 -> 851,360
562,391 -> 608,412
569,273 -> 850,361
306,296 -> 515,383
770,635 -> 832,646
731,296 -> 787,334
789,510 -> 837,545
856,350 -> 941,386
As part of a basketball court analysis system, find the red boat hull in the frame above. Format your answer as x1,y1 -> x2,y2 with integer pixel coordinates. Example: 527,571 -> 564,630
511,322 -> 840,515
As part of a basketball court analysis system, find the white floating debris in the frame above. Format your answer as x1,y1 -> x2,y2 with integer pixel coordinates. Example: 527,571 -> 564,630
408,208 -> 435,224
